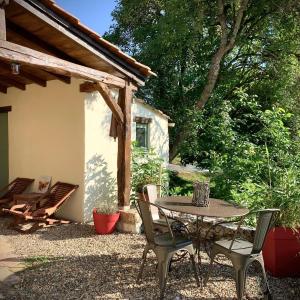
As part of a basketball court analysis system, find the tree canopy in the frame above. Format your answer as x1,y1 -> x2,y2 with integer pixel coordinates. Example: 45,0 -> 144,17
105,0 -> 300,226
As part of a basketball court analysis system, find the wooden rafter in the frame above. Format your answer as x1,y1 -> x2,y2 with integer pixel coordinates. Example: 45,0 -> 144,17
46,71 -> 70,84
80,81 -> 124,124
0,75 -> 25,90
19,70 -> 47,87
13,0 -> 145,86
0,82 -> 7,93
7,20 -> 81,64
0,60 -> 47,87
0,40 -> 126,88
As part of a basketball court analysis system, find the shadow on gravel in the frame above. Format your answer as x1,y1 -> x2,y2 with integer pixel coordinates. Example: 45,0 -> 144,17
0,253 -> 239,300
0,217 -> 96,240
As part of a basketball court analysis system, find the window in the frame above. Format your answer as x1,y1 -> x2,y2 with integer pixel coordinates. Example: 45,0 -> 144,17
136,123 -> 149,148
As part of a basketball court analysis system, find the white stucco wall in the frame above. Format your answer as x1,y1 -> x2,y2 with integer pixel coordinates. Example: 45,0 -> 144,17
132,100 -> 169,164
83,91 -> 118,222
0,79 -> 85,222
0,81 -> 170,223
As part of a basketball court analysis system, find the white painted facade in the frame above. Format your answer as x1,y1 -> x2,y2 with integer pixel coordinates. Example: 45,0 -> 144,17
132,98 -> 169,165
1,80 -> 169,222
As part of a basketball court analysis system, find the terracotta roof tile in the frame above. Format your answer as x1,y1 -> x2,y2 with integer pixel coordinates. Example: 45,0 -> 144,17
39,0 -> 155,78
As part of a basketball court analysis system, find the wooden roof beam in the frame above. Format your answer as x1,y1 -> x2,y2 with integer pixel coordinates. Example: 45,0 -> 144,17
7,20 -> 81,64
0,60 -> 47,87
80,81 -> 124,124
0,82 -> 7,93
0,40 -> 126,88
46,71 -> 70,84
19,70 -> 47,87
13,0 -> 146,85
0,75 -> 25,90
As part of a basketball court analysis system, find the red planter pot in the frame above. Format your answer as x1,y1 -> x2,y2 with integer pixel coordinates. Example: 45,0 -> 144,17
92,208 -> 120,235
263,227 -> 300,277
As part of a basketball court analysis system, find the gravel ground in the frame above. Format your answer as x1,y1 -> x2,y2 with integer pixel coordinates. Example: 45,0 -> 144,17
0,218 -> 299,300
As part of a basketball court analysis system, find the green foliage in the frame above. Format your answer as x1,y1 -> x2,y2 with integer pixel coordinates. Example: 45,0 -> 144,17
168,169 -> 208,196
210,106 -> 300,228
131,142 -> 168,202
85,155 -> 118,215
106,0 -> 300,160
25,256 -> 50,267
107,1 -> 300,227
168,171 -> 193,196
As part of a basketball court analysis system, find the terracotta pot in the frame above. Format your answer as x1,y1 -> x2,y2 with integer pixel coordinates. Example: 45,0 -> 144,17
263,227 -> 300,277
92,208 -> 120,235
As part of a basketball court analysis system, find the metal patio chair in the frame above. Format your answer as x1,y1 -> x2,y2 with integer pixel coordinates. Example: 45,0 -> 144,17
141,184 -> 175,231
136,198 -> 200,299
204,209 -> 280,300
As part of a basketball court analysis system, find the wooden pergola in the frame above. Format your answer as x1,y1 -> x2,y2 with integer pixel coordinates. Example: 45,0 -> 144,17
0,0 -> 154,209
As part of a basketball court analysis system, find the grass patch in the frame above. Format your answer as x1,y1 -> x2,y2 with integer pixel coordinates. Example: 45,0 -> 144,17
169,170 -> 209,196
24,256 -> 51,267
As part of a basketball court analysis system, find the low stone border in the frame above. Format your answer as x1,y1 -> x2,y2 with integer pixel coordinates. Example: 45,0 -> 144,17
117,208 -> 255,242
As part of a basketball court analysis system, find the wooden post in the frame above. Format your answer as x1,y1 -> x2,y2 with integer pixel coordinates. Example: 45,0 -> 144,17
117,82 -> 133,209
0,0 -> 8,40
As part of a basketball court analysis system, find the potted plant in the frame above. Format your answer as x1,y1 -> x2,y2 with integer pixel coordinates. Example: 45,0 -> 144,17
93,198 -> 120,234
257,163 -> 300,277
261,172 -> 300,277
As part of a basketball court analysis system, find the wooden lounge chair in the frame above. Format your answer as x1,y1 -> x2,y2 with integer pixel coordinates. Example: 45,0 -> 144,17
3,181 -> 79,232
0,177 -> 34,210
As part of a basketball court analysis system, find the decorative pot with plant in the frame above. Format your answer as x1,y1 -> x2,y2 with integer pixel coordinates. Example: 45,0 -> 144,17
261,170 -> 300,277
93,198 -> 120,235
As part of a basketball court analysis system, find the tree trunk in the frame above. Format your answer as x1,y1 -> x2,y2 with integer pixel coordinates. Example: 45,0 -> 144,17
169,0 -> 249,162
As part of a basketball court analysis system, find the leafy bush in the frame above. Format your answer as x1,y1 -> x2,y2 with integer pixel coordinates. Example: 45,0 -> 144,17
131,142 -> 169,203
168,170 -> 193,196
211,107 -> 300,228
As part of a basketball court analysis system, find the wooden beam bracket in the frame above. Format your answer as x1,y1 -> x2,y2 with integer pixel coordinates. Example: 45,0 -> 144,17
80,81 -> 124,124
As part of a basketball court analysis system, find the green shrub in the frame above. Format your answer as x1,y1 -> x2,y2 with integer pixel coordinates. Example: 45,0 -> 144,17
131,142 -> 169,203
211,107 -> 300,228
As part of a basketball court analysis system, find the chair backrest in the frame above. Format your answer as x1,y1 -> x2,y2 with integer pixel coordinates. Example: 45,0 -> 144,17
137,198 -> 155,244
43,182 -> 79,210
1,177 -> 34,200
35,176 -> 52,193
252,209 -> 280,254
142,184 -> 161,220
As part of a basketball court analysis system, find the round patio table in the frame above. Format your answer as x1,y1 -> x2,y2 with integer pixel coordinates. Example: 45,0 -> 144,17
155,196 -> 249,218
155,196 -> 249,264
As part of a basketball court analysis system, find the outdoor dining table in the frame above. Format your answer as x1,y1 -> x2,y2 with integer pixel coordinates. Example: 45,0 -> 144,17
155,196 -> 249,264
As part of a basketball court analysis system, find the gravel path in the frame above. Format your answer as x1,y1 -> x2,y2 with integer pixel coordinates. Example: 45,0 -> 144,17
0,218 -> 299,300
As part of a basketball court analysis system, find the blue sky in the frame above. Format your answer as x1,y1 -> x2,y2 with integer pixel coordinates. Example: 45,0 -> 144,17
56,0 -> 117,36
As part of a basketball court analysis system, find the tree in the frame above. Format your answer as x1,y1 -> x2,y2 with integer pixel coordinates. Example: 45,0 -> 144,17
105,0 -> 300,162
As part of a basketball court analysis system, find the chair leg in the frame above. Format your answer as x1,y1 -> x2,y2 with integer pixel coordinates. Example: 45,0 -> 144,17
203,251 -> 217,286
137,244 -> 150,284
157,254 -> 172,300
235,267 -> 247,300
256,257 -> 272,299
189,253 -> 201,287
